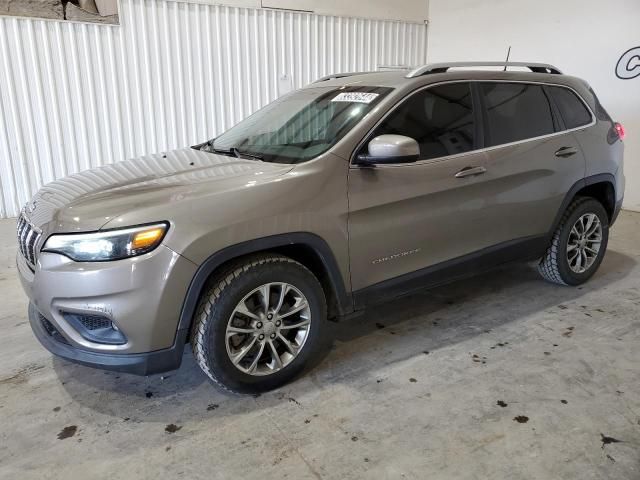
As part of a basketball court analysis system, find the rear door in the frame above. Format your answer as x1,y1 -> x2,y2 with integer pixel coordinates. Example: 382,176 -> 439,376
477,81 -> 587,244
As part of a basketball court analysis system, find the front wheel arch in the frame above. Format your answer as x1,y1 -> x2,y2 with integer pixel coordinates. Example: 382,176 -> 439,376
176,233 -> 352,346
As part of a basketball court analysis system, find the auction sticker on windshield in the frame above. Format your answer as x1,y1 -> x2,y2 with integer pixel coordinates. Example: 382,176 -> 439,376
331,92 -> 380,103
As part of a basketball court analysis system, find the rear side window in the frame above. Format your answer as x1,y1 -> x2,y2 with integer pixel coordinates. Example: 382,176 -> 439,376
480,83 -> 554,147
548,86 -> 592,129
372,83 -> 475,160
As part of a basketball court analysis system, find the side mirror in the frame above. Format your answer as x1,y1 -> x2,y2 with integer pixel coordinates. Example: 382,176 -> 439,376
356,134 -> 420,166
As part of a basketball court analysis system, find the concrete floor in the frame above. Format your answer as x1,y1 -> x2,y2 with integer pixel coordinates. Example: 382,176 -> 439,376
1,213 -> 639,480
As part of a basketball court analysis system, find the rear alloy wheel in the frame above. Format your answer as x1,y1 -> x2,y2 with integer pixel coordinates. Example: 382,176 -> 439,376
538,197 -> 609,286
566,213 -> 603,274
191,255 -> 327,394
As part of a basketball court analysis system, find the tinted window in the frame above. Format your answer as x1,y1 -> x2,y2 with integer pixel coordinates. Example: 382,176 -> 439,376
372,83 -> 475,160
548,86 -> 592,129
481,83 -> 554,147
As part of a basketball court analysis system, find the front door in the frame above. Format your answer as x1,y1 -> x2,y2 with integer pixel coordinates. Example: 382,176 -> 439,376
348,82 -> 503,295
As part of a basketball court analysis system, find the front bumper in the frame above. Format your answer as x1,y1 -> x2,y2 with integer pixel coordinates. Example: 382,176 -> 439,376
19,244 -> 198,375
29,303 -> 188,375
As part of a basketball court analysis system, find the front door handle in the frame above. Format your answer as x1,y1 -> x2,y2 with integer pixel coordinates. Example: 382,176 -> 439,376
555,146 -> 579,158
455,166 -> 487,178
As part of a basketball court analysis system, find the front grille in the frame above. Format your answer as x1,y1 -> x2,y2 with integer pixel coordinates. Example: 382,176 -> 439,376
16,215 -> 42,266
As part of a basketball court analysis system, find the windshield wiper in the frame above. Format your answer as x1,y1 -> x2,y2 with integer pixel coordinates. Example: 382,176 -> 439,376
229,147 -> 264,161
203,143 -> 265,161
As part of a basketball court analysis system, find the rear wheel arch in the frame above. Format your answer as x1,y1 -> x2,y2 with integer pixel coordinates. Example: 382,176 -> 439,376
177,233 -> 352,343
548,174 -> 615,241
574,180 -> 615,221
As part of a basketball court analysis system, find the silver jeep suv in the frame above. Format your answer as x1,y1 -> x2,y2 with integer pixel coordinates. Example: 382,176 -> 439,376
17,62 -> 625,393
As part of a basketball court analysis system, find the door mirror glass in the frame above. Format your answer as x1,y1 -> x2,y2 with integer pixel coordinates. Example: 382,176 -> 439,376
356,134 -> 420,165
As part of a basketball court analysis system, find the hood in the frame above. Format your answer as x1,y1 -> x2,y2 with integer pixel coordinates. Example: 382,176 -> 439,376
24,148 -> 292,232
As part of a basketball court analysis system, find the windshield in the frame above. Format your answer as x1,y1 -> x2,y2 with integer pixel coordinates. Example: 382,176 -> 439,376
209,86 -> 392,163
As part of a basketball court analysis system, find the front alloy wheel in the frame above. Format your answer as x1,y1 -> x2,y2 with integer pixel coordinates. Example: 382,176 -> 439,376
191,255 -> 327,394
226,282 -> 311,376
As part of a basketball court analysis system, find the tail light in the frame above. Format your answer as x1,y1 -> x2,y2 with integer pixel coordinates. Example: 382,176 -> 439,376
614,122 -> 625,141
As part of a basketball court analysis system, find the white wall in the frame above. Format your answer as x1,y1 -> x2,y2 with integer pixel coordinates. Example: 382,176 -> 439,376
261,0 -> 428,23
0,0 -> 427,218
427,0 -> 640,210
187,0 -> 429,22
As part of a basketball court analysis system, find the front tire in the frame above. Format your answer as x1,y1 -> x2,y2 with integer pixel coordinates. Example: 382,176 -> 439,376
538,197 -> 609,286
191,254 -> 327,394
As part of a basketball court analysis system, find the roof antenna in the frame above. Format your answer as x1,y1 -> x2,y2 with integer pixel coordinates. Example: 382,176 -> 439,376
503,46 -> 512,71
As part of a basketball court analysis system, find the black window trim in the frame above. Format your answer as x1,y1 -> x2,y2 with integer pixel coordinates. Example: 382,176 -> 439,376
349,79 -> 596,168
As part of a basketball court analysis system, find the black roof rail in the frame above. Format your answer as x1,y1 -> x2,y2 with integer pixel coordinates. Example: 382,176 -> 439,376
406,61 -> 563,78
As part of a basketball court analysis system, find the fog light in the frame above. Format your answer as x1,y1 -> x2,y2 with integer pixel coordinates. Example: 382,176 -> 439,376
62,312 -> 126,345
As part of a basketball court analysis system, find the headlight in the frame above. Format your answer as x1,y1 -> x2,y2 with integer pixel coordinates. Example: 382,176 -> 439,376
42,223 -> 168,262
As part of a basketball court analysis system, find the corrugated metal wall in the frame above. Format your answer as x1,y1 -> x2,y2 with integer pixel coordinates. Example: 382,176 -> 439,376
0,0 -> 428,218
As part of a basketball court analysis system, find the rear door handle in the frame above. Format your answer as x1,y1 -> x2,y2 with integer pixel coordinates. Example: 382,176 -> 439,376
555,146 -> 579,158
455,166 -> 487,178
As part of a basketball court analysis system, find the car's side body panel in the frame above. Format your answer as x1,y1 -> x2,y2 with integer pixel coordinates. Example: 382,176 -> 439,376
347,77 -> 594,294
351,173 -> 615,311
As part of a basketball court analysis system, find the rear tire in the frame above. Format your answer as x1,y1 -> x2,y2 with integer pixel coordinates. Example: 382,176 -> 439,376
538,197 -> 609,286
191,254 -> 327,394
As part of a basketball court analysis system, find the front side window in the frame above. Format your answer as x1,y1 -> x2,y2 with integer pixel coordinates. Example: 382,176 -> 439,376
548,86 -> 592,129
480,83 -> 555,147
211,86 -> 392,163
371,83 -> 476,161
